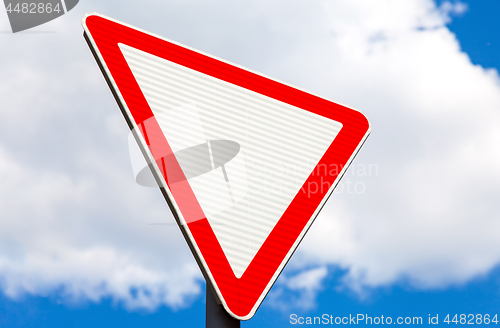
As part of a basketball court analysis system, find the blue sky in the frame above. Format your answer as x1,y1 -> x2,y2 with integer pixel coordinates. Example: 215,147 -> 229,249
1,0 -> 500,327
441,0 -> 500,69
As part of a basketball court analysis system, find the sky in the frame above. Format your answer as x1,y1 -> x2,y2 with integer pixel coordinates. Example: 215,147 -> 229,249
0,0 -> 500,327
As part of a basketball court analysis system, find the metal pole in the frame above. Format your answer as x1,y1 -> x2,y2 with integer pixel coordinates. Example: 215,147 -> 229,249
206,282 -> 240,328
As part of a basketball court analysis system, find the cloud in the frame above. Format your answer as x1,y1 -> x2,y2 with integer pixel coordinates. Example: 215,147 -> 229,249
0,4 -> 202,310
439,1 -> 468,23
1,0 -> 499,312
290,0 -> 500,292
267,266 -> 328,311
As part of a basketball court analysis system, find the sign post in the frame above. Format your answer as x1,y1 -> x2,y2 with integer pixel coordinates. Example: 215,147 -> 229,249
206,281 -> 240,328
83,12 -> 370,323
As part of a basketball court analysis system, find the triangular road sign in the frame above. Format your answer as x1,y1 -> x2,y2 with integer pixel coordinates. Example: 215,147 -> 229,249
83,13 -> 370,320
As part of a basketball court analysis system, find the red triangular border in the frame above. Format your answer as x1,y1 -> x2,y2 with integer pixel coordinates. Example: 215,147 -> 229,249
83,13 -> 370,320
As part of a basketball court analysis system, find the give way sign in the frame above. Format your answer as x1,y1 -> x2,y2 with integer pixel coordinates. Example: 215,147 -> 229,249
83,13 -> 370,321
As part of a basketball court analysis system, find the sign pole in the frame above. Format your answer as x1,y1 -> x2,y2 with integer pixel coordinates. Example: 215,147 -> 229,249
206,281 -> 240,328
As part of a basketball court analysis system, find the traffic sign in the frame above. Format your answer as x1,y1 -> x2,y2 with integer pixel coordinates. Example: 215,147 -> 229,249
83,13 -> 370,320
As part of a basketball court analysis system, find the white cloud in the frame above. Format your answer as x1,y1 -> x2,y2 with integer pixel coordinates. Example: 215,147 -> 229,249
439,1 -> 468,23
1,0 -> 499,312
286,267 -> 328,292
267,267 -> 328,311
290,0 -> 500,292
0,6 -> 202,310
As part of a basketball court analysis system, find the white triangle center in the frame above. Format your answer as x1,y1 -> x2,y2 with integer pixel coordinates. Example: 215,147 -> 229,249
119,43 -> 342,278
